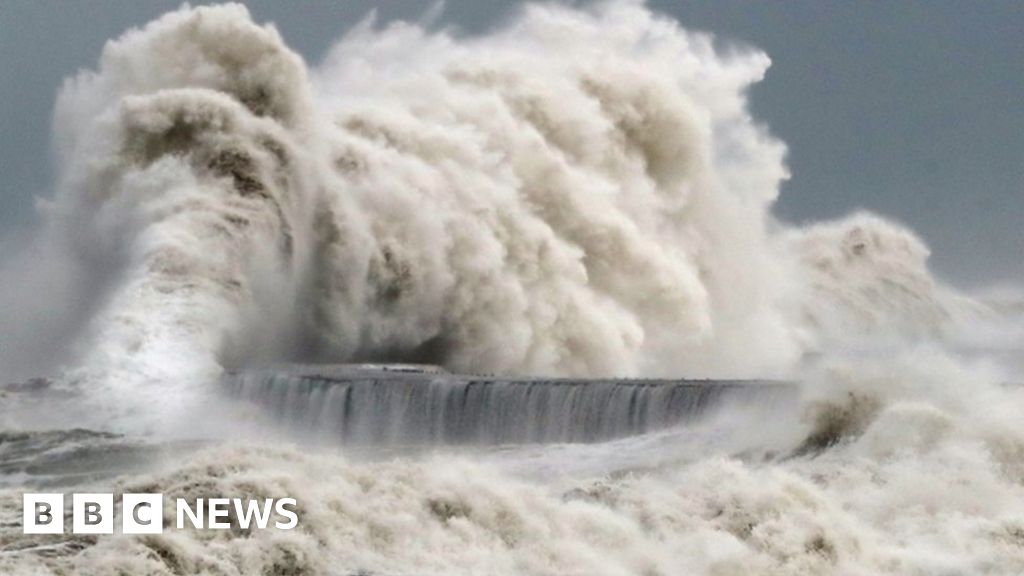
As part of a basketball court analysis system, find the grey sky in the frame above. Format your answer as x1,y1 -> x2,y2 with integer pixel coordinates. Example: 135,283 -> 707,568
1,1 -> 1021,287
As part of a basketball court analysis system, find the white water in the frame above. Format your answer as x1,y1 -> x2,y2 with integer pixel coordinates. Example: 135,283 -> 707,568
3,1 -> 979,396
1,2 -> 1022,575
225,367 -> 795,444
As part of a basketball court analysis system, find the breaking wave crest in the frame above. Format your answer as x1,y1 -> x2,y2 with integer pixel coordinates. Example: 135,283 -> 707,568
3,3 -> 1023,575
3,1 -> 980,404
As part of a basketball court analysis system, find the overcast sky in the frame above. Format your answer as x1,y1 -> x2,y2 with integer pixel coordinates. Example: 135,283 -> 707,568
1,1 -> 1021,287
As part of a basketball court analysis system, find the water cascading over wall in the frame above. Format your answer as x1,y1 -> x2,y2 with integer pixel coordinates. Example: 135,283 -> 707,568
0,2 -> 971,433
226,366 -> 795,444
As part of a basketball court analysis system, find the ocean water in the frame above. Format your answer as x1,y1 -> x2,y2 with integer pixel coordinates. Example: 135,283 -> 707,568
1,2 -> 1022,574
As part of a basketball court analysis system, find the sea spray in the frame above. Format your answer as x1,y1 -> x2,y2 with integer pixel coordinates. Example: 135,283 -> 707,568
0,3 -> 976,421
1,3 -> 1022,575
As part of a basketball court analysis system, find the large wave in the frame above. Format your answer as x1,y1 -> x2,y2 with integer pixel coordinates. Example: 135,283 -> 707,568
0,2 -> 977,406
3,3 -> 1024,576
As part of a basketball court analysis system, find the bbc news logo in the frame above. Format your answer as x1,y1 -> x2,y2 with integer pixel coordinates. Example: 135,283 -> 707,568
23,494 -> 298,534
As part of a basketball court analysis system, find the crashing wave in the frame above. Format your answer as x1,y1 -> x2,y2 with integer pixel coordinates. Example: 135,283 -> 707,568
0,2 -> 981,407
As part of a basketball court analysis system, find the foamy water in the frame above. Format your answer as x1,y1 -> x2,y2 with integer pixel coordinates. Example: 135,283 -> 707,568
1,2 -> 1022,575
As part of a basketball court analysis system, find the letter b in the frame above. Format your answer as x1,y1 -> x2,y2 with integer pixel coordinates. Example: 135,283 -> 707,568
73,494 -> 113,534
23,494 -> 64,534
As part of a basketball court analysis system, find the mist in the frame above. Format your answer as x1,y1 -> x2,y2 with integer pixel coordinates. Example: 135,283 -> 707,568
2,2 -> 1003,400
2,4 -> 1023,574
